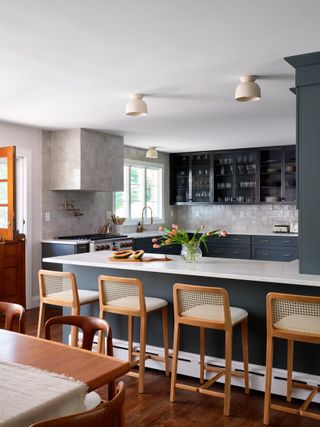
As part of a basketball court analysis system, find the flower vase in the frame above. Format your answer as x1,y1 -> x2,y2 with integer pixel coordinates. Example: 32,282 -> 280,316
180,243 -> 202,263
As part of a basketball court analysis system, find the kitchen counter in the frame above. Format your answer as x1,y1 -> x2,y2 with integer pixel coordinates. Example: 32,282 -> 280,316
43,251 -> 314,287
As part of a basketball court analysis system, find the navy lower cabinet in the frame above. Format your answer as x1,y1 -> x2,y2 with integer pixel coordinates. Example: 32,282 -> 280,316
252,236 -> 298,261
204,235 -> 251,260
132,237 -> 155,253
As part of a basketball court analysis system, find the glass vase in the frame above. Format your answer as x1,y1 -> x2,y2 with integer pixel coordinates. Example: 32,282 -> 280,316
180,243 -> 202,263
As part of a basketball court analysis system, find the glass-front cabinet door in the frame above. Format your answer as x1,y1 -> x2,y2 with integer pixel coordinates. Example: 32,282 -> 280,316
234,151 -> 257,203
0,146 -> 15,240
190,152 -> 211,203
214,152 -> 234,203
170,154 -> 191,204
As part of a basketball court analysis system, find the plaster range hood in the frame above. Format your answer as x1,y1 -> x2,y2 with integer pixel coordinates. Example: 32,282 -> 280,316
47,128 -> 124,191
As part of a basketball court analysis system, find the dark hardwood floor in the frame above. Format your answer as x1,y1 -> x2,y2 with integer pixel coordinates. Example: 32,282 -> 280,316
22,308 -> 319,427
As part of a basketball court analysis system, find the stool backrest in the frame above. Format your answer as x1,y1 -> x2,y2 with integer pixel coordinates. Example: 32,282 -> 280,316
98,275 -> 146,315
0,301 -> 25,333
39,270 -> 79,306
267,292 -> 320,339
173,283 -> 232,328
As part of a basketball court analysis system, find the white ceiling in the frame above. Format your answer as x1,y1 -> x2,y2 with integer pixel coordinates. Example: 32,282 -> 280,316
0,1 -> 319,152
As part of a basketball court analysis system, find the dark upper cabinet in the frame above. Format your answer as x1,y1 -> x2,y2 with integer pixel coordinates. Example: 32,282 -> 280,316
170,145 -> 295,205
170,152 -> 212,205
259,146 -> 296,204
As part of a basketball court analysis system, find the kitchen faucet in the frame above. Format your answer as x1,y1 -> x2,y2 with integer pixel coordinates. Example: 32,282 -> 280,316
141,206 -> 153,231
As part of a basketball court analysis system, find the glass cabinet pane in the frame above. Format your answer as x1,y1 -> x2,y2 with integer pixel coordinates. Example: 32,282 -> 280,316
0,157 -> 8,179
191,153 -> 210,203
234,151 -> 257,203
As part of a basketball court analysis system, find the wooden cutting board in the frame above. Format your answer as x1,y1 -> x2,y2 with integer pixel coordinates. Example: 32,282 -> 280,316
108,256 -> 172,263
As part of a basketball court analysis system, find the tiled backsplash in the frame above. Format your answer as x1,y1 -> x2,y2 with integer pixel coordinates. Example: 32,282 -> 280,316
172,204 -> 298,234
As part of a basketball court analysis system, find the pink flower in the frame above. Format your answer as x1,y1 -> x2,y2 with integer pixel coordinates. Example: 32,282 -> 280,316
206,232 -> 212,237
165,239 -> 172,245
169,229 -> 177,236
159,226 -> 164,231
153,244 -> 161,248
152,238 -> 158,243
171,224 -> 179,230
219,230 -> 227,237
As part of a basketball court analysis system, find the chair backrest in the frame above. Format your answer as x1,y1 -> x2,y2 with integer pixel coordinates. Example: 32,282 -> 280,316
99,275 -> 146,315
267,292 -> 320,338
29,381 -> 126,427
0,301 -> 25,333
173,283 -> 232,328
38,270 -> 79,306
45,315 -> 113,355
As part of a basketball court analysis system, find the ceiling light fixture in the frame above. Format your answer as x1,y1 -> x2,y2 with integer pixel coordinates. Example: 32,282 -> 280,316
146,147 -> 158,159
235,75 -> 261,102
126,94 -> 148,116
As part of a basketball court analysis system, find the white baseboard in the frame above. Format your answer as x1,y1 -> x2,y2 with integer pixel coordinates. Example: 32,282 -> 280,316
110,338 -> 320,403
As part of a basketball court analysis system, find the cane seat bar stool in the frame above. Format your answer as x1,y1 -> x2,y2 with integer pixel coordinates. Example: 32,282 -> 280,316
170,283 -> 249,417
37,270 -> 99,346
264,292 -> 320,425
0,301 -> 25,333
98,275 -> 169,394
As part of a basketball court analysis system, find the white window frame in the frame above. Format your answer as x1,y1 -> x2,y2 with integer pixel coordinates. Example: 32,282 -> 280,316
113,159 -> 164,225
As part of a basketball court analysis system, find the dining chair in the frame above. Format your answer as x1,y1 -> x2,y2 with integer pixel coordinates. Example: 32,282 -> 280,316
29,381 -> 126,427
37,270 -> 99,346
0,301 -> 25,333
45,315 -> 115,402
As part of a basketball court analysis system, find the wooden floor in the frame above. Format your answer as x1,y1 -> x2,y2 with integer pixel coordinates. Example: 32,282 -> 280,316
22,308 -> 319,427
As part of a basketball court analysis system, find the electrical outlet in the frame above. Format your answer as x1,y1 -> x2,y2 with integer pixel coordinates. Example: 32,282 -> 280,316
45,212 -> 51,222
106,211 -> 112,219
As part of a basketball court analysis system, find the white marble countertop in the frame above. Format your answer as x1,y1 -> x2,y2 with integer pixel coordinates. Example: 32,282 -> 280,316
42,251 -> 320,287
42,231 -> 298,244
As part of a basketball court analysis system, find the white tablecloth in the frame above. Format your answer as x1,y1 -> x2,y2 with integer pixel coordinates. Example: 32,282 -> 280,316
0,361 -> 88,427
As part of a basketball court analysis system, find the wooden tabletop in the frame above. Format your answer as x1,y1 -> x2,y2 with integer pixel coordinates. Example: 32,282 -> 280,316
0,330 -> 130,391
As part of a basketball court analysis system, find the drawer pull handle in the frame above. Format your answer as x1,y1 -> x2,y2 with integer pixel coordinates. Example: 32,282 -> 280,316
261,239 -> 269,243
214,250 -> 221,253
232,238 -> 240,241
233,251 -> 240,254
283,240 -> 290,243
283,254 -> 291,257
262,252 -> 269,256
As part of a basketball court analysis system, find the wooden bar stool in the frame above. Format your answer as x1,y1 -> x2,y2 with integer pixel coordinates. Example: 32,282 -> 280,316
37,270 -> 99,346
170,283 -> 249,417
264,292 -> 320,425
98,275 -> 169,393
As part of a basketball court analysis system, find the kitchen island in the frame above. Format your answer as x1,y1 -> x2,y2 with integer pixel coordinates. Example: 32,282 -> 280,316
43,251 -> 320,400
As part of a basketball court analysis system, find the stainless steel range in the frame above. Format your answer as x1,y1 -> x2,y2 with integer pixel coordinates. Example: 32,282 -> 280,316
58,234 -> 133,252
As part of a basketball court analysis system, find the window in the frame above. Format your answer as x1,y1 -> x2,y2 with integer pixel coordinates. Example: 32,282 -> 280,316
114,160 -> 163,222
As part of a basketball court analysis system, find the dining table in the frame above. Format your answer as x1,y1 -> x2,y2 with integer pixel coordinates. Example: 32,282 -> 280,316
0,329 -> 131,426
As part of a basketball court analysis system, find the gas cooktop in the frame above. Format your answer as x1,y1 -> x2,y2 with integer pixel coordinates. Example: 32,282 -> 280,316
58,234 -> 128,241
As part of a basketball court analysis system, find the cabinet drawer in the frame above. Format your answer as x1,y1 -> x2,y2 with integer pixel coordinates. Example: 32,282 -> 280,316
252,236 -> 298,248
253,247 -> 298,261
206,246 -> 251,259
132,238 -> 155,253
207,235 -> 251,247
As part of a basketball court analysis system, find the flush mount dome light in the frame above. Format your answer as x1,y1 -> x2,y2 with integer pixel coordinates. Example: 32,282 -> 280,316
126,94 -> 148,116
146,147 -> 158,159
235,75 -> 261,102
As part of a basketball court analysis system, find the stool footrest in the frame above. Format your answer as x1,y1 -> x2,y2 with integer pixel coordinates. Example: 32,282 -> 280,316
200,370 -> 225,389
127,371 -> 139,378
176,383 -> 198,392
206,365 -> 245,378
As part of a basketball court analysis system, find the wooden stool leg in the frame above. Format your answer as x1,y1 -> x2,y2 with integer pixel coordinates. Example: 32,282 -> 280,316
162,306 -> 169,376
224,329 -> 232,416
170,323 -> 181,403
200,327 -> 205,384
97,310 -> 105,354
287,340 -> 294,402
37,302 -> 46,338
70,306 -> 80,347
138,316 -> 147,394
263,335 -> 274,425
128,315 -> 133,364
241,317 -> 250,394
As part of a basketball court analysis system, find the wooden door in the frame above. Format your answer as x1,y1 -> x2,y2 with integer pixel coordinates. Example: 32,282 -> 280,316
0,146 -> 25,306
0,146 -> 15,241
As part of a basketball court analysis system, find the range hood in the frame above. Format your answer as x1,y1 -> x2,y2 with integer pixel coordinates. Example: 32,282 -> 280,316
46,128 -> 124,191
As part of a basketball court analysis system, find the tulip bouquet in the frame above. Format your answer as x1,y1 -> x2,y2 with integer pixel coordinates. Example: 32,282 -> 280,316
152,224 -> 227,263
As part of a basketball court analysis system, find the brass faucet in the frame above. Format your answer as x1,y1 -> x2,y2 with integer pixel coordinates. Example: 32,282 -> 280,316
141,206 -> 153,232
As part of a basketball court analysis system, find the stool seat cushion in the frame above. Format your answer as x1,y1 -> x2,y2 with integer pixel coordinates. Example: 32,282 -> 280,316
274,314 -> 320,335
181,304 -> 247,324
45,290 -> 99,304
108,296 -> 168,312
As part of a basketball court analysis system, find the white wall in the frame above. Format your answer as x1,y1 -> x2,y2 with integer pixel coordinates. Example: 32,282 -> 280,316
0,121 -> 42,308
